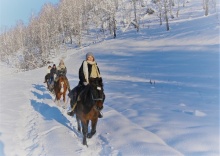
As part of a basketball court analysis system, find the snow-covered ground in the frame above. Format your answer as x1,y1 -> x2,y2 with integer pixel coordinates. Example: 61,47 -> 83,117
0,1 -> 219,155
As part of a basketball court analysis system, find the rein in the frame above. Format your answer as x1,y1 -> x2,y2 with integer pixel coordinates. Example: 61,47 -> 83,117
91,85 -> 103,112
91,94 -> 103,101
91,86 -> 103,101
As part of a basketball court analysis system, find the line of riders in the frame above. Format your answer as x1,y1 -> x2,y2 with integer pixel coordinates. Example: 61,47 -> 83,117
44,52 -> 103,118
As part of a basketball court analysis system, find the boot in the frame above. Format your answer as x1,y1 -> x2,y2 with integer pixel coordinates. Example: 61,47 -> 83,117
67,109 -> 75,116
43,78 -> 47,83
67,102 -> 76,116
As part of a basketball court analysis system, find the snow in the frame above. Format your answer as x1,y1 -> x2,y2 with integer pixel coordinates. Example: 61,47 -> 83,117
0,1 -> 219,155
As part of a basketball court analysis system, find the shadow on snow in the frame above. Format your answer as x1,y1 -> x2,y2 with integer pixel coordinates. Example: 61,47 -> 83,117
30,84 -> 73,131
32,84 -> 53,100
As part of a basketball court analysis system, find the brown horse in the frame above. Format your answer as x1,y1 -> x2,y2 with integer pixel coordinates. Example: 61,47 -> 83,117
54,76 -> 68,106
75,77 -> 105,146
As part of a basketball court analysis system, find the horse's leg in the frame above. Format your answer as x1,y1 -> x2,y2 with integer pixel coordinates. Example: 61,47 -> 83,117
63,92 -> 66,103
63,95 -> 69,109
57,94 -> 61,106
76,115 -> 81,132
81,120 -> 89,146
46,81 -> 49,89
54,96 -> 57,102
87,118 -> 97,138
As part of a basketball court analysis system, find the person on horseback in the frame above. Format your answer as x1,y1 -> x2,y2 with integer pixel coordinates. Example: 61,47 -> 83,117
54,60 -> 71,92
50,64 -> 57,84
67,52 -> 103,118
44,65 -> 51,83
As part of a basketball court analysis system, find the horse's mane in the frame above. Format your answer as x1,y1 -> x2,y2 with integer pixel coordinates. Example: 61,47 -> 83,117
79,77 -> 104,114
80,85 -> 95,113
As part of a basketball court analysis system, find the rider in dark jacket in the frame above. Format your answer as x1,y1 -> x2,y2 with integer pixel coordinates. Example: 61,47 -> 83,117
67,52 -> 103,118
50,64 -> 57,83
44,65 -> 51,83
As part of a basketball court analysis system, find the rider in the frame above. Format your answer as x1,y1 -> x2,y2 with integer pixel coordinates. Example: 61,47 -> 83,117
50,64 -> 57,84
67,52 -> 103,118
54,60 -> 71,92
44,65 -> 51,83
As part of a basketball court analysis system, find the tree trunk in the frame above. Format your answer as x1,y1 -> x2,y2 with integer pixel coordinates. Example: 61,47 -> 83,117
133,0 -> 139,32
164,1 -> 170,31
205,0 -> 209,16
113,15 -> 116,38
176,0 -> 180,18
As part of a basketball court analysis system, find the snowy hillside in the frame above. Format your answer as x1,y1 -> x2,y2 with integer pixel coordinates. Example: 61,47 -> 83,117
0,0 -> 219,156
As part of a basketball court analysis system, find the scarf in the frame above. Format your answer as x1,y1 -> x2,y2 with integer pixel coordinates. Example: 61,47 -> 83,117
57,64 -> 66,70
83,60 -> 101,83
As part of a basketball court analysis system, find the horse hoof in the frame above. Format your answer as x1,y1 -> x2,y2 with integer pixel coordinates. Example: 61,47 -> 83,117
87,133 -> 92,138
87,131 -> 96,138
83,141 -> 88,147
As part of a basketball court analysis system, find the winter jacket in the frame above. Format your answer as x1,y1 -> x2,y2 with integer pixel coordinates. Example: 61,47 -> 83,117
50,67 -> 57,77
78,60 -> 101,85
47,68 -> 51,74
57,65 -> 67,77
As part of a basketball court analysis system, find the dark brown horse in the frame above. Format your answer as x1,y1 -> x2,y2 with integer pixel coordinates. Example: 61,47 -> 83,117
46,76 -> 54,92
54,76 -> 68,106
75,77 -> 105,146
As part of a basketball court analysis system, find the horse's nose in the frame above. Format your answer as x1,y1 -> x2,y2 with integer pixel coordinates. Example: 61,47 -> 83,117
96,106 -> 103,111
96,101 -> 103,110
98,105 -> 103,110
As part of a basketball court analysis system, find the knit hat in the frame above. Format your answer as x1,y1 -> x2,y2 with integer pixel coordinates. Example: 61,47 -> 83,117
59,59 -> 64,65
86,52 -> 95,60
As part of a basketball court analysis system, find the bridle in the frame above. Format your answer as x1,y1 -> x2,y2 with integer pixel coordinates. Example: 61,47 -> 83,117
92,94 -> 103,101
91,86 -> 104,101
91,85 -> 104,111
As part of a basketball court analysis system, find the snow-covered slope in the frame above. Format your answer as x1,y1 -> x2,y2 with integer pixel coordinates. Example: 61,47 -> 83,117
0,0 -> 219,155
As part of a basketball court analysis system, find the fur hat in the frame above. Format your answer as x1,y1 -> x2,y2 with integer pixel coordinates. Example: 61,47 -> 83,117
86,52 -> 95,60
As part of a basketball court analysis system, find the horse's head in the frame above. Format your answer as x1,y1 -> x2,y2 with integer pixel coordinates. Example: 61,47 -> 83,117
89,77 -> 105,111
58,76 -> 67,93
59,76 -> 65,82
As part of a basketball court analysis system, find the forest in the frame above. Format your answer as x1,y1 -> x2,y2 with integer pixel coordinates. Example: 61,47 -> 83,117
0,0 -> 217,70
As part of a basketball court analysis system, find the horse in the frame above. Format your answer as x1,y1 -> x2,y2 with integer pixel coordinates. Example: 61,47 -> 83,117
75,77 -> 105,146
47,79 -> 54,93
54,75 -> 68,106
46,74 -> 56,93
45,74 -> 51,89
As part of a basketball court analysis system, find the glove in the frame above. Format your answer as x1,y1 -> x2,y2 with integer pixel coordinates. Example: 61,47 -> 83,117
83,82 -> 89,86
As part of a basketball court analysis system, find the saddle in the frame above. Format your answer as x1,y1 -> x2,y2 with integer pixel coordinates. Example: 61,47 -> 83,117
68,85 -> 84,101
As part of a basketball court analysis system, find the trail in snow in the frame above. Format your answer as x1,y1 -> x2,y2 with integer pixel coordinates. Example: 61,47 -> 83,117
29,80 -> 182,155
0,0 -> 219,155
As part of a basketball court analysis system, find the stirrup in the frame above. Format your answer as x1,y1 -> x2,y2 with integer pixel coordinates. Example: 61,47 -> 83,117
67,111 -> 74,116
